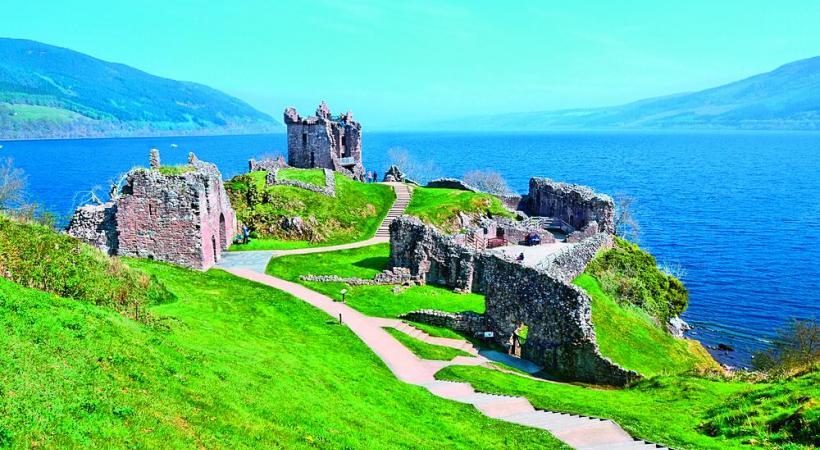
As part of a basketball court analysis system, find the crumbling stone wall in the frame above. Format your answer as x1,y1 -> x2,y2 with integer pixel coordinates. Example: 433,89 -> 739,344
425,178 -> 480,192
284,102 -> 365,180
389,216 -> 636,385
67,152 -> 237,271
66,202 -> 119,255
524,178 -> 615,234
400,310 -> 487,335
249,157 -> 288,173
538,231 -> 613,282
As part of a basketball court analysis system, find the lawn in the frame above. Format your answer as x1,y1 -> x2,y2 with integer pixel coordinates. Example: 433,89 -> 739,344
405,187 -> 514,233
384,328 -> 471,361
277,168 -> 326,186
576,274 -> 718,377
225,170 -> 394,249
437,365 -> 818,449
265,243 -> 486,317
3,103 -> 83,123
0,259 -> 567,449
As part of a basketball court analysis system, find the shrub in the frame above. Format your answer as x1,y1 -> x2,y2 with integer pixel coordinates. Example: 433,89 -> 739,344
0,215 -> 174,322
753,319 -> 819,377
462,169 -> 513,195
585,237 -> 688,325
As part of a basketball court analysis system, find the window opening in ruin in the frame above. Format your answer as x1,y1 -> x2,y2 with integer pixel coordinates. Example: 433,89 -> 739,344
212,235 -> 218,262
149,203 -> 155,217
510,323 -> 528,358
218,213 -> 226,251
302,132 -> 307,147
310,151 -> 315,167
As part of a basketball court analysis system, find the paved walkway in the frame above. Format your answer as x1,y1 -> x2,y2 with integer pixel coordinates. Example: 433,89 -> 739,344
218,183 -> 667,450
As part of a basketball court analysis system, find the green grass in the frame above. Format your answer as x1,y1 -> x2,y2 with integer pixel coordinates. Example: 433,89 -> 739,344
406,321 -> 466,339
226,171 -> 394,248
2,103 -> 83,123
438,365 -> 817,449
405,187 -> 514,233
265,244 -> 486,317
0,260 -> 567,449
576,274 -> 718,377
157,165 -> 195,176
0,215 -> 172,321
277,168 -> 326,186
229,238 -> 314,251
385,328 -> 471,361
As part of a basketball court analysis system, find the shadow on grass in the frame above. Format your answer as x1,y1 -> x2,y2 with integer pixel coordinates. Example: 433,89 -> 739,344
353,256 -> 390,271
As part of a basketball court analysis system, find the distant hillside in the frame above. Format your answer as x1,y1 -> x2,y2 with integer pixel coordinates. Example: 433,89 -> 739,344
0,38 -> 280,139
427,56 -> 820,131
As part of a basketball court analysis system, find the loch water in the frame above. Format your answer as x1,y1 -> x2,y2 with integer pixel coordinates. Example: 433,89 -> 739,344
3,131 -> 818,366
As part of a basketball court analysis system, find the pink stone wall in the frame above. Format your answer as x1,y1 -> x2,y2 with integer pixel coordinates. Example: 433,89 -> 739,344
116,161 -> 236,271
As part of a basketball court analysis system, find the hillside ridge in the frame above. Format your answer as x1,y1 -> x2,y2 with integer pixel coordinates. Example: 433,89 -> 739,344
0,37 -> 280,139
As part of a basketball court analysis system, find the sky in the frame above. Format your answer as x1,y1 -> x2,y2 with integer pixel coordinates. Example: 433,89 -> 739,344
2,0 -> 820,127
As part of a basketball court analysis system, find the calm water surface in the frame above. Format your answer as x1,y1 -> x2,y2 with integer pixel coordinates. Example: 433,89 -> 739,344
3,131 -> 819,366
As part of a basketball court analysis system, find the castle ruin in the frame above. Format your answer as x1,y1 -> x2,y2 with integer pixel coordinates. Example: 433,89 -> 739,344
67,151 -> 237,271
284,102 -> 365,180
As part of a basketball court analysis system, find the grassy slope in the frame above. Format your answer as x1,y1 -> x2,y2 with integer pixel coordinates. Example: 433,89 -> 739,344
265,244 -> 485,317
227,171 -> 394,250
438,365 -> 818,450
0,261 -> 566,449
384,328 -> 471,361
575,274 -> 717,377
405,187 -> 514,233
0,216 -> 172,320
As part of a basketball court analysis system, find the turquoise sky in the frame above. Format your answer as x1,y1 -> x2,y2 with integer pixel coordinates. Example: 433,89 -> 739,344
3,1 -> 820,127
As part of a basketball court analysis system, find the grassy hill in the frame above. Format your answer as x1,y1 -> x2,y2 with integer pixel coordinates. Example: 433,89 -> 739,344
423,56 -> 820,131
0,38 -> 280,139
226,169 -> 395,250
405,186 -> 514,233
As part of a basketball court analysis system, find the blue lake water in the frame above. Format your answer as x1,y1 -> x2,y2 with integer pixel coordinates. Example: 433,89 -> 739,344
2,131 -> 818,366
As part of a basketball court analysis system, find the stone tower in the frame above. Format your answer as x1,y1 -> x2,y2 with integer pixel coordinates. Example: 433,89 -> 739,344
283,101 -> 365,180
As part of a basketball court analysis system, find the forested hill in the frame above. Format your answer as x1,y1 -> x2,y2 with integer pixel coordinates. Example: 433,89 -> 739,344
0,38 -> 280,139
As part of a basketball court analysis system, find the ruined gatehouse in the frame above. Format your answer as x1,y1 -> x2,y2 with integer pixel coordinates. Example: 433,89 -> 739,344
284,101 -> 365,180
67,151 -> 237,270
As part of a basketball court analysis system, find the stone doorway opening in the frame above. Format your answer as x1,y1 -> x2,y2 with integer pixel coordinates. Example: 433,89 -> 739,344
219,213 -> 226,249
211,235 -> 218,263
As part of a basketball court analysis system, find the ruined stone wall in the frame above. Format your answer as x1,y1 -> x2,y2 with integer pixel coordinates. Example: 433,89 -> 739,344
66,202 -> 119,255
399,310 -> 487,336
248,157 -> 288,173
524,178 -> 615,234
68,154 -> 236,271
538,232 -> 613,283
389,216 -> 637,385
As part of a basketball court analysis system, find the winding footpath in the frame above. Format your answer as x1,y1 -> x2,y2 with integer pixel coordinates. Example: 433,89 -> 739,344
218,182 -> 668,450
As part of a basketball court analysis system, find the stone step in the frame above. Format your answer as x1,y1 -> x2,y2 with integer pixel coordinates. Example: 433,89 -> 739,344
580,441 -> 665,450
421,380 -> 475,399
456,393 -> 535,418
